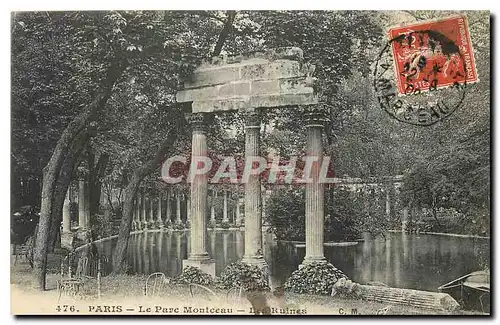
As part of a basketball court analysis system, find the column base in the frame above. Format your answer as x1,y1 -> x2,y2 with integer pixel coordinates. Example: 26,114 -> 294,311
300,256 -> 327,268
241,255 -> 268,269
61,232 -> 74,250
182,258 -> 216,278
76,229 -> 90,241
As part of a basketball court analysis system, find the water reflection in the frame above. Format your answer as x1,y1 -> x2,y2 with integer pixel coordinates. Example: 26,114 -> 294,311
97,231 -> 489,292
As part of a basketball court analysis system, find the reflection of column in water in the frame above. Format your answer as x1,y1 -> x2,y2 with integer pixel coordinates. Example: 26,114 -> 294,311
359,232 -> 372,283
262,231 -> 272,267
402,232 -> 409,264
374,237 -> 383,283
128,235 -> 135,274
166,231 -> 172,261
157,231 -> 163,272
385,236 -> 392,286
136,233 -> 142,274
223,232 -> 229,264
235,231 -> 243,259
411,232 -> 416,266
175,232 -> 182,275
143,232 -> 150,275
149,231 -> 156,272
394,234 -> 402,287
210,231 -> 216,257
103,240 -> 112,274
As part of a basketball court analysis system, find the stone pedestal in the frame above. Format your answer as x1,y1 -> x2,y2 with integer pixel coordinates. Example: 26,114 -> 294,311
61,232 -> 74,250
241,111 -> 267,268
302,106 -> 327,265
183,113 -> 215,275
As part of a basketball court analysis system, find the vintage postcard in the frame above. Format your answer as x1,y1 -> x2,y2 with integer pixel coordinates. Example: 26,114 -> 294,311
10,10 -> 490,316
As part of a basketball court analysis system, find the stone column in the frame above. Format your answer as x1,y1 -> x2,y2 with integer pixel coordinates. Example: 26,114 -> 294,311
210,190 -> 216,227
222,189 -> 229,223
302,106 -> 326,265
402,207 -> 409,232
186,196 -> 191,223
242,111 -> 266,267
142,193 -> 148,230
182,113 -> 215,277
149,198 -> 155,228
136,193 -> 142,230
132,201 -> 137,231
61,190 -> 73,249
157,195 -> 163,228
166,189 -> 172,225
78,178 -> 86,230
236,198 -> 241,226
385,187 -> 391,217
84,181 -> 90,229
175,192 -> 182,225
62,190 -> 71,233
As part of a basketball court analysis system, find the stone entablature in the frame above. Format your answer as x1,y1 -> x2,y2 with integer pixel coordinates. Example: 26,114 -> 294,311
176,47 -> 318,113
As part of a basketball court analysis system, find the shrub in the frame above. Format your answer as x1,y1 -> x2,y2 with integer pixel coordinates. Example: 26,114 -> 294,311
172,222 -> 185,230
172,266 -> 213,285
220,221 -> 231,229
208,220 -> 217,228
216,262 -> 270,292
163,220 -> 173,229
284,262 -> 348,295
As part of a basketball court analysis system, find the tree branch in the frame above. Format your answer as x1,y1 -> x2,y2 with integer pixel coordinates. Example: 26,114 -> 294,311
212,10 -> 237,57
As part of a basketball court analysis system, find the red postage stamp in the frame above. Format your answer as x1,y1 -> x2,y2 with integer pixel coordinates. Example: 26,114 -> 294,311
388,15 -> 478,95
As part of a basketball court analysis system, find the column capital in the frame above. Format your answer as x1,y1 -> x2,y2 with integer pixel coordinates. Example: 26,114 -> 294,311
187,112 -> 208,132
304,105 -> 329,127
244,111 -> 261,129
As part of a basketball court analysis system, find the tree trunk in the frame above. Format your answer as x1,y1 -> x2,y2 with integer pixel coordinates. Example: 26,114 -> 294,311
112,132 -> 178,274
88,152 -> 109,217
32,61 -> 126,290
48,132 -> 90,251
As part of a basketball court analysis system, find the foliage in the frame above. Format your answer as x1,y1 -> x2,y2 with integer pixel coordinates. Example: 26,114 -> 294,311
172,222 -> 186,230
216,262 -> 270,292
267,187 -> 363,241
284,262 -> 348,295
172,266 -> 213,285
90,213 -> 115,239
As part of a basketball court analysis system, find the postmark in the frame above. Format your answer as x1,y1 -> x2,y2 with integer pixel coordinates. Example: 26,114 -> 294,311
373,15 -> 478,126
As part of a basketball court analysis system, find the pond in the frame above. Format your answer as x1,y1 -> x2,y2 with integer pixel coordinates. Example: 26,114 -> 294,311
96,230 -> 490,292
